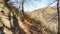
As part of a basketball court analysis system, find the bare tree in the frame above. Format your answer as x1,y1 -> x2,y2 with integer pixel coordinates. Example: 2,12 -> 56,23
20,0 -> 26,22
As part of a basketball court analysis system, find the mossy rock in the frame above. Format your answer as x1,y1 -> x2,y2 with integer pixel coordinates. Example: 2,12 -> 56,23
0,6 -> 9,15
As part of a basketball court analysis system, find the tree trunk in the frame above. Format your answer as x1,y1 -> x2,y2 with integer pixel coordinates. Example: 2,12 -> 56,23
57,0 -> 60,34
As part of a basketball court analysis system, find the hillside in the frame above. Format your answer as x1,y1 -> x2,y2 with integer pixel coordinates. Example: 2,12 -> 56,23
0,5 -> 58,34
30,7 -> 58,34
